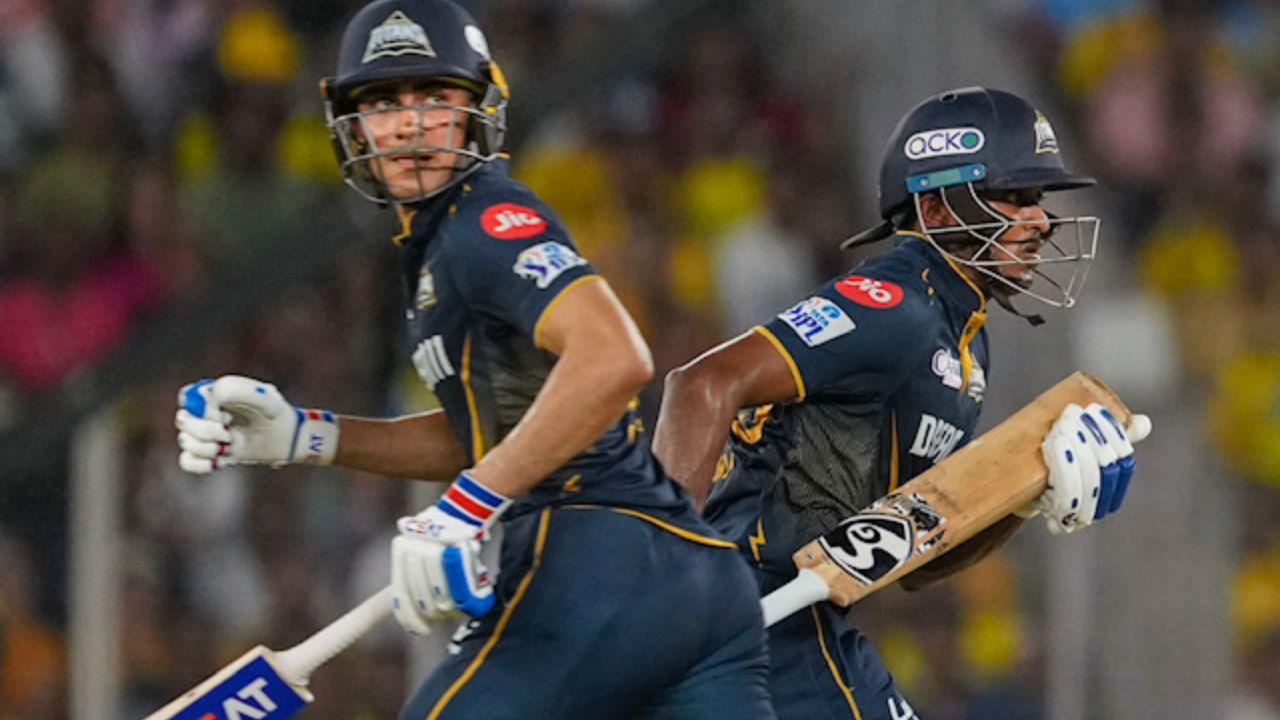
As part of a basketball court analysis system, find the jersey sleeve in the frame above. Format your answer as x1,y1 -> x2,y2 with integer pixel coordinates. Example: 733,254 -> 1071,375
448,191 -> 599,342
756,273 -> 933,399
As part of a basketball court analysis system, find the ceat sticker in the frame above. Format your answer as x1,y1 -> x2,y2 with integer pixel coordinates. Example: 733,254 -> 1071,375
835,275 -> 904,309
481,203 -> 547,240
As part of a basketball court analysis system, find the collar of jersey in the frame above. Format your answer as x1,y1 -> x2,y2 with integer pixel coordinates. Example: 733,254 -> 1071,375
391,161 -> 510,247
893,231 -> 986,315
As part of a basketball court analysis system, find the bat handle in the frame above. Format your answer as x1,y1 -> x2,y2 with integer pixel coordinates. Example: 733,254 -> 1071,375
274,586 -> 394,686
760,568 -> 831,628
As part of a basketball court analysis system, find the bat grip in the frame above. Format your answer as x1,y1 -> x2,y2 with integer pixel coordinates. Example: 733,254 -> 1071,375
274,586 -> 394,686
760,568 -> 831,627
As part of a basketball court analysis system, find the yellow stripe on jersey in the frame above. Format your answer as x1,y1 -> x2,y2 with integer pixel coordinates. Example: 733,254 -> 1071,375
532,275 -> 604,350
391,208 -> 417,246
812,606 -> 865,720
461,333 -> 486,462
427,508 -> 551,720
753,325 -> 807,401
597,507 -> 737,549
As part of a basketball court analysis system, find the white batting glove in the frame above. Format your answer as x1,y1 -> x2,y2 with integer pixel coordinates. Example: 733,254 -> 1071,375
175,376 -> 339,474
1018,403 -> 1151,534
391,473 -> 512,635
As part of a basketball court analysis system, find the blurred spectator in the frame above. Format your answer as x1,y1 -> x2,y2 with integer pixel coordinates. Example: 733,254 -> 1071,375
0,530 -> 65,719
0,60 -> 167,395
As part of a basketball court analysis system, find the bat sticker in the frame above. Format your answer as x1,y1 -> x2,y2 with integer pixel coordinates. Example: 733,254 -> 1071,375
818,493 -> 948,585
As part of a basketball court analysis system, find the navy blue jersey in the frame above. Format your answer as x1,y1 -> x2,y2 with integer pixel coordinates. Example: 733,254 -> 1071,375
397,162 -> 687,521
704,234 -> 991,578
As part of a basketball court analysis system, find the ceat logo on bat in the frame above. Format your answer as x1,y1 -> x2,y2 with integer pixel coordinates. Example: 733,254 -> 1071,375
835,275 -> 903,309
481,203 -> 547,239
170,655 -> 307,720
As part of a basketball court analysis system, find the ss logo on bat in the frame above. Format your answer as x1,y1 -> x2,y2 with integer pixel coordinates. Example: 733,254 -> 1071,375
818,514 -> 913,585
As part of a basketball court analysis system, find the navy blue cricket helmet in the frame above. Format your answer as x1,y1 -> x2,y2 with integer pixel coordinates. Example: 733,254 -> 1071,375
846,87 -> 1100,310
322,0 -> 509,205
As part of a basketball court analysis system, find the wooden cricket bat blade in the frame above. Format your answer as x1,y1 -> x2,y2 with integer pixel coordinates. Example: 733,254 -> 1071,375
760,371 -> 1136,627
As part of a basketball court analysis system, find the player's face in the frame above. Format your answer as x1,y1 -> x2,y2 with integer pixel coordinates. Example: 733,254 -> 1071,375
355,83 -> 473,199
982,189 -> 1051,288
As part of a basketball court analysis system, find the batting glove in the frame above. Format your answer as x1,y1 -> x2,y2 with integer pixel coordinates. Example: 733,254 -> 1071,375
1019,402 -> 1151,534
175,376 -> 339,474
391,473 -> 512,635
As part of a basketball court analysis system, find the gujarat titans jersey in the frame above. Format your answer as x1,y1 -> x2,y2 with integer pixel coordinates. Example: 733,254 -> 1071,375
398,162 -> 689,522
704,235 -> 992,578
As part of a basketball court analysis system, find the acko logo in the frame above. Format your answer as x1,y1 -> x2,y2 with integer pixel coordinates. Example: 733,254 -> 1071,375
819,514 -> 913,585
903,127 -> 985,160
835,276 -> 903,309
481,203 -> 547,239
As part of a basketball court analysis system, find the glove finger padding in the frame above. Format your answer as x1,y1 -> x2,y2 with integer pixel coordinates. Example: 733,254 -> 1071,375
178,451 -> 217,474
1087,403 -> 1137,515
1049,404 -> 1103,532
1041,432 -> 1084,534
391,536 -> 436,636
211,376 -> 288,423
442,542 -> 496,617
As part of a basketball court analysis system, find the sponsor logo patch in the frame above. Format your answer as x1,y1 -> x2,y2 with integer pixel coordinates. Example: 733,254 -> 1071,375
513,242 -> 587,289
908,413 -> 965,463
932,348 -> 963,390
481,203 -> 547,239
363,11 -> 435,64
835,275 -> 904,309
904,127 -> 985,160
464,25 -> 490,59
817,491 -> 947,586
778,297 -> 856,347
1034,109 -> 1059,154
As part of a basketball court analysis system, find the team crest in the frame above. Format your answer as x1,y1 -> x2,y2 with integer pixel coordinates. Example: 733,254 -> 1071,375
1033,109 -> 1059,154
363,11 -> 436,64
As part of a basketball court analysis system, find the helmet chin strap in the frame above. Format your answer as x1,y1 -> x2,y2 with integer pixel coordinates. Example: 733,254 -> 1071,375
986,280 -> 1045,326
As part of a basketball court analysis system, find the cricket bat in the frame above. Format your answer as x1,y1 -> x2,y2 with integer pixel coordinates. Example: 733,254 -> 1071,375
145,587 -> 392,720
760,371 -> 1149,627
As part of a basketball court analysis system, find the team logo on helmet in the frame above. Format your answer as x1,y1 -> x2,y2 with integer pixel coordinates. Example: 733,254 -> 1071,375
363,10 -> 436,64
464,25 -> 490,59
904,127 -> 985,160
1034,110 -> 1059,154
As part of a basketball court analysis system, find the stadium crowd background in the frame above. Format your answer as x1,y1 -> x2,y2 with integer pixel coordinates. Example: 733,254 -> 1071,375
0,0 -> 1278,717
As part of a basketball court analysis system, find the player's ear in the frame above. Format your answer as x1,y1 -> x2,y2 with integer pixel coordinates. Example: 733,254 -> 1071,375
916,192 -> 952,228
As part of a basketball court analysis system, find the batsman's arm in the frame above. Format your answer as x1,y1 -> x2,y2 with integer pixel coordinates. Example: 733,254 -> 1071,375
465,277 -> 654,497
335,410 -> 469,481
653,328 -> 800,509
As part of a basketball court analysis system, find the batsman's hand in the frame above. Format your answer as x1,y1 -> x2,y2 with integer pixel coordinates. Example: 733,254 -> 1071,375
391,473 -> 512,634
175,375 -> 339,474
1019,402 -> 1151,534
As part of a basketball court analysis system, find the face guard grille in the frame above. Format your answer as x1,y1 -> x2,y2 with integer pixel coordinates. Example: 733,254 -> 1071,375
915,182 -> 1100,309
325,98 -> 505,205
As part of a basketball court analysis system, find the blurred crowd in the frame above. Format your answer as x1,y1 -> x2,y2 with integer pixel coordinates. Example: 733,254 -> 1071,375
0,0 -> 1279,718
